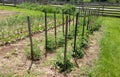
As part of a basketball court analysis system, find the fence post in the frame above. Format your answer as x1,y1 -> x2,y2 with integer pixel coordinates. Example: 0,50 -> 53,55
14,0 -> 17,7
54,11 -> 57,45
27,16 -> 34,61
73,13 -> 79,53
44,11 -> 48,57
102,5 -> 104,16
64,15 -> 68,71
62,9 -> 64,36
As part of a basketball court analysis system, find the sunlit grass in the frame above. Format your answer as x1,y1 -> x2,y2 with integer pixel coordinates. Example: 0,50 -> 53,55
91,17 -> 120,77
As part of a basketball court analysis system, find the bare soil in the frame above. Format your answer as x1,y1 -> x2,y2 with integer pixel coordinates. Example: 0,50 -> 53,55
0,10 -> 19,17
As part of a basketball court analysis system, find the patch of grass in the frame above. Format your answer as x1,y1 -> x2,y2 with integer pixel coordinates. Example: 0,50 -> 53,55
91,17 -> 120,77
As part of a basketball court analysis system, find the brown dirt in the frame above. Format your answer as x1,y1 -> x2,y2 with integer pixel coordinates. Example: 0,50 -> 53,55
0,10 -> 19,17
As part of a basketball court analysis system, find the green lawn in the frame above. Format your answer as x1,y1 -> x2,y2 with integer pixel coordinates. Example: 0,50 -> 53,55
91,17 -> 120,77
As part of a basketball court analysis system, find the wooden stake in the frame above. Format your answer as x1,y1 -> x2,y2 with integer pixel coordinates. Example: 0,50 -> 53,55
73,13 -> 79,52
44,11 -> 48,57
54,11 -> 57,45
27,16 -> 34,60
62,9 -> 65,36
64,15 -> 68,71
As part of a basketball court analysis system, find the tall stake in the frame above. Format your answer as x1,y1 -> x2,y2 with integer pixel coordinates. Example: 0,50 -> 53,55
82,9 -> 86,38
54,11 -> 57,45
87,10 -> 90,30
73,12 -> 75,26
73,13 -> 79,52
27,16 -> 34,61
68,10 -> 71,31
44,11 -> 48,57
64,15 -> 68,71
62,9 -> 64,36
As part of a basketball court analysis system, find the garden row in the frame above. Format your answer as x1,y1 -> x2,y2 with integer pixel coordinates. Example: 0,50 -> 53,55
0,4 -> 76,46
26,7 -> 102,73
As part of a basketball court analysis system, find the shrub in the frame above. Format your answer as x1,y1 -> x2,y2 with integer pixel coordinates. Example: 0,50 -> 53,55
54,49 -> 74,73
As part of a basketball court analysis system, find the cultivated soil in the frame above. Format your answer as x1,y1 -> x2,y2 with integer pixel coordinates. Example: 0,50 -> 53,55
0,10 -> 19,17
0,10 -> 102,77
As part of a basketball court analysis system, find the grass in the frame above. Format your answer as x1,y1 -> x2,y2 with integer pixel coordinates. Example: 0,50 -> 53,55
91,17 -> 120,77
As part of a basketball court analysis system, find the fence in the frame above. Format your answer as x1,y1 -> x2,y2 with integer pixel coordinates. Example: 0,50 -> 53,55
76,4 -> 120,17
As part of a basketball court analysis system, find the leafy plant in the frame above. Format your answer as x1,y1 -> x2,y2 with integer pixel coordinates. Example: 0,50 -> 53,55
72,48 -> 84,59
72,40 -> 84,59
17,2 -> 62,13
63,4 -> 76,14
46,36 -> 56,51
54,49 -> 74,73
67,26 -> 75,40
57,35 -> 65,47
25,40 -> 41,61
89,18 -> 102,33
81,36 -> 89,48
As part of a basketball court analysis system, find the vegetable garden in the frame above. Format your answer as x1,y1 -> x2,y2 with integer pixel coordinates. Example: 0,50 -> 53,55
1,2 -> 119,77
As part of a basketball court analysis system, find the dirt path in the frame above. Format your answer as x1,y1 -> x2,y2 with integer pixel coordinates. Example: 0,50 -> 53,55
0,10 -> 19,17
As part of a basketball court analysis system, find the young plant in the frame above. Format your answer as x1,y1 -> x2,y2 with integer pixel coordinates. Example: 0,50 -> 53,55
25,40 -> 41,61
57,35 -> 65,47
46,36 -> 56,51
67,26 -> 75,40
89,18 -> 102,34
72,41 -> 84,59
72,48 -> 84,59
54,49 -> 74,73
81,36 -> 89,48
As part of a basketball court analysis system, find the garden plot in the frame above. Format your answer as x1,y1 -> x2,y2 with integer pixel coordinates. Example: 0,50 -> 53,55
0,3 -> 102,77
0,24 -> 101,77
